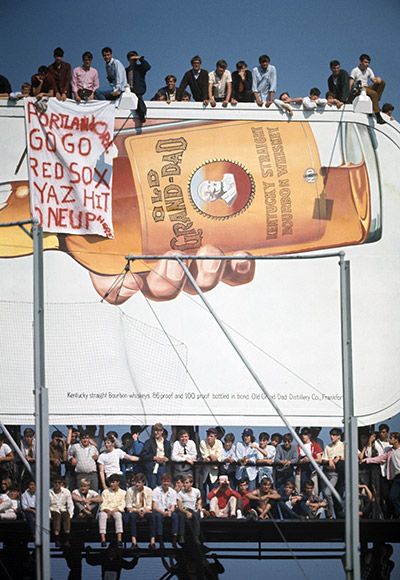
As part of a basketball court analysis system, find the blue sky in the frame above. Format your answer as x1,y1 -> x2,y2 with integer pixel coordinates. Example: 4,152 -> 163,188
2,0 -> 399,110
3,1 -> 400,578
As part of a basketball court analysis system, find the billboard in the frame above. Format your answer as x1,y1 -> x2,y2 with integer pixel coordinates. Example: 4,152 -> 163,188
0,100 -> 399,425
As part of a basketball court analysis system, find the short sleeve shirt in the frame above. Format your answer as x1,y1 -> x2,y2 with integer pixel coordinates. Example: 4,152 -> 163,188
350,66 -> 375,87
0,443 -> 12,458
69,443 -> 98,473
322,441 -> 345,462
98,448 -> 125,477
177,487 -> 201,511
208,69 -> 232,99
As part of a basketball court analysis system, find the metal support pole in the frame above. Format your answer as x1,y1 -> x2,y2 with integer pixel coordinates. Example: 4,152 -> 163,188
339,254 -> 360,580
0,422 -> 32,476
174,256 -> 342,504
33,223 -> 50,580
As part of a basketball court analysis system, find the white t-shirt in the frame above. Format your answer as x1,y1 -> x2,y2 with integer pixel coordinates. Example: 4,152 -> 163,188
350,66 -> 375,87
97,448 -> 125,477
0,443 -> 12,458
177,487 -> 201,511
209,69 -> 232,100
72,488 -> 100,500
298,442 -> 312,458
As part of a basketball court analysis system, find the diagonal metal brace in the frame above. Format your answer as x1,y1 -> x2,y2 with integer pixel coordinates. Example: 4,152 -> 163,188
174,256 -> 343,505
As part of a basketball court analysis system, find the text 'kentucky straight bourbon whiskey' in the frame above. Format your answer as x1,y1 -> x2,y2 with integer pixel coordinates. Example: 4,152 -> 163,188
64,118 -> 381,275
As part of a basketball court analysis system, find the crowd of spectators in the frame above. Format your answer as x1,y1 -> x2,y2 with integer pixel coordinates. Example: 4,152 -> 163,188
0,49 -> 395,125
0,422 -> 399,551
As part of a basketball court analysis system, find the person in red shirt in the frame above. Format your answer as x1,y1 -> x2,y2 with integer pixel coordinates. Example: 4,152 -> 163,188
236,478 -> 256,519
48,47 -> 71,100
207,475 -> 240,518
295,427 -> 323,494
31,66 -> 56,98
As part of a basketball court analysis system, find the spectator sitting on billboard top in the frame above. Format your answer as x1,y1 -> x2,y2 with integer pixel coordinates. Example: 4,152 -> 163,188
325,91 -> 343,109
327,60 -> 350,103
154,74 -> 177,103
95,47 -> 127,102
350,53 -> 385,122
30,66 -> 56,99
0,75 -> 12,97
302,87 -> 327,110
382,103 -> 395,121
177,55 -> 209,104
208,59 -> 232,108
252,54 -> 277,107
231,60 -> 253,104
48,47 -> 71,101
71,51 -> 99,102
125,50 -> 151,121
273,91 -> 303,117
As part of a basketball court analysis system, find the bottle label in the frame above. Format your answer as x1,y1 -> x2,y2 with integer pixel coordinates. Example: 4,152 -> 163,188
125,120 -> 371,258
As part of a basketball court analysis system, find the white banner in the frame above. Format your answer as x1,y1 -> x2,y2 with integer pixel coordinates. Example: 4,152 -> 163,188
24,97 -> 115,238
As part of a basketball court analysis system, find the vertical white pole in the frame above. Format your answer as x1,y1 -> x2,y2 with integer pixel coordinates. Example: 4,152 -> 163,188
339,254 -> 360,580
33,223 -> 50,580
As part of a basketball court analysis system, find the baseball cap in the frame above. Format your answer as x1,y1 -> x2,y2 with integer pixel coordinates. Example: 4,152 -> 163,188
206,427 -> 218,435
242,428 -> 254,436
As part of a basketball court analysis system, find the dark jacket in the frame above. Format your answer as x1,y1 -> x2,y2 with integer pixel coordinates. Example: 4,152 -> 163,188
328,68 -> 350,103
125,58 -> 151,96
152,85 -> 177,101
140,437 -> 171,472
0,75 -> 12,94
177,69 -> 209,102
231,69 -> 254,102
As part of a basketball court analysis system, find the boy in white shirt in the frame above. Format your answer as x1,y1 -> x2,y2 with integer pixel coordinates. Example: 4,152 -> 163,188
152,472 -> 178,548
273,92 -> 303,117
72,477 -> 101,519
208,60 -> 232,107
350,53 -> 385,117
98,436 -> 139,491
252,432 -> 276,484
49,478 -> 74,547
302,88 -> 327,110
177,475 -> 202,545
0,484 -> 20,520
